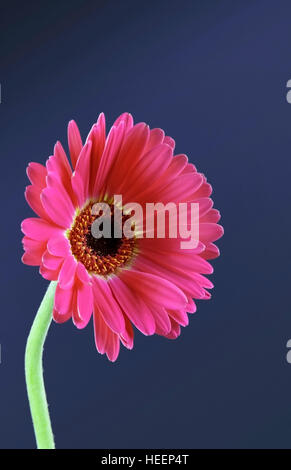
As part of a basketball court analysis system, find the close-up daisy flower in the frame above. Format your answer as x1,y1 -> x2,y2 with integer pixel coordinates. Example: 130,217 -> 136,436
2,0 -> 291,455
21,112 -> 223,362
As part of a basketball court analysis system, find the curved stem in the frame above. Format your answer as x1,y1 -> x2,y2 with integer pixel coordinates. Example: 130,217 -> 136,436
25,281 -> 57,449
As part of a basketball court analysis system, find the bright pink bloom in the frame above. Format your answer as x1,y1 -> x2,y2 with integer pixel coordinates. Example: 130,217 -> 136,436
21,113 -> 223,361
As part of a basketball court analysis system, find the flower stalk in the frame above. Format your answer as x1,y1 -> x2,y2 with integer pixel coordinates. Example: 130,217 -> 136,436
25,281 -> 57,449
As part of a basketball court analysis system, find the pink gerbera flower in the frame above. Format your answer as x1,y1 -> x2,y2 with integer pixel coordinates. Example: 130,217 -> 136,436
21,112 -> 223,362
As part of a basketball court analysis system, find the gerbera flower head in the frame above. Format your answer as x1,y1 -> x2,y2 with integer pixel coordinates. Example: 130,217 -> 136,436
21,113 -> 223,361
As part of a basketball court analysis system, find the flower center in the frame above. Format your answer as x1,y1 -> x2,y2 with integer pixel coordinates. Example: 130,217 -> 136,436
68,202 -> 136,276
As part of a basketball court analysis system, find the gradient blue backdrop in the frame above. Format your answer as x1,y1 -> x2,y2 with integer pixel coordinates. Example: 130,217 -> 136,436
1,0 -> 291,449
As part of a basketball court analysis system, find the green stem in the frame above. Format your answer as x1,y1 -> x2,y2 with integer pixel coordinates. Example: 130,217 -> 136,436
25,280 -> 57,449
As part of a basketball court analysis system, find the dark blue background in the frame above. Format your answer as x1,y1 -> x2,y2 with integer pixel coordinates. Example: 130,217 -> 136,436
1,0 -> 291,449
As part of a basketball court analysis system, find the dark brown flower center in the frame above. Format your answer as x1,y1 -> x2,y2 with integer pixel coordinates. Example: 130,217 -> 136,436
68,202 -> 136,276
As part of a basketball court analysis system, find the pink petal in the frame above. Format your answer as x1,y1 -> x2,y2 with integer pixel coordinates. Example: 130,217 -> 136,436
73,141 -> 92,205
58,255 -> 77,289
76,262 -> 91,283
105,332 -> 120,362
181,162 -> 197,174
186,298 -> 197,313
74,282 -> 93,329
151,307 -> 171,335
71,171 -> 86,208
53,308 -> 72,324
135,154 -> 189,203
54,283 -> 73,315
39,264 -> 59,281
168,309 -> 189,327
86,113 -> 106,194
157,173 -> 203,203
41,186 -> 75,228
199,223 -> 224,243
25,186 -> 49,220
21,237 -> 46,266
200,242 -> 220,260
119,316 -> 134,350
140,237 -> 204,255
45,171 -> 75,203
110,277 -> 155,336
123,143 -> 172,202
141,249 -> 212,275
27,162 -> 47,187
93,308 -> 120,361
21,218 -> 61,241
107,123 -> 149,194
134,255 -> 210,299
191,273 -> 214,289
166,154 -> 188,178
165,318 -> 181,339
144,128 -> 165,153
93,307 -> 109,354
92,277 -> 125,334
195,197 -> 213,218
47,235 -> 70,257
93,122 -> 125,196
22,236 -> 45,252
193,180 -> 212,199
46,142 -> 72,195
68,120 -> 83,168
113,112 -> 133,133
42,250 -> 63,270
121,269 -> 187,310
163,135 -> 175,149
200,209 -> 221,223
